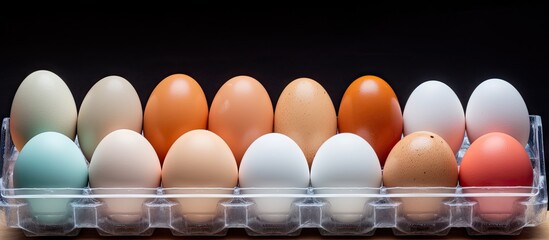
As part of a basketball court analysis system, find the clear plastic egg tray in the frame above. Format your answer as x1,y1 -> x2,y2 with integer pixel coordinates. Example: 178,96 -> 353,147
0,116 -> 547,237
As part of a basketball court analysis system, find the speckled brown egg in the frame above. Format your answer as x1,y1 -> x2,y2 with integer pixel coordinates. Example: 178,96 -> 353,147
274,77 -> 337,167
382,131 -> 458,221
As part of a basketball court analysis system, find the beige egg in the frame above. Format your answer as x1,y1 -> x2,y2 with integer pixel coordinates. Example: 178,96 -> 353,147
10,70 -> 78,151
89,129 -> 162,224
274,77 -> 337,167
77,75 -> 143,160
383,131 -> 458,221
162,129 -> 238,223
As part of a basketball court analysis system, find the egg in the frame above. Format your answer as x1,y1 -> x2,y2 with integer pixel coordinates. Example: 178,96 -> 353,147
10,70 -> 78,152
383,131 -> 458,221
459,132 -> 533,222
239,133 -> 310,223
310,133 -> 382,223
77,75 -> 143,161
162,129 -> 238,223
13,131 -> 88,224
275,77 -> 337,167
403,80 -> 465,154
338,75 -> 403,167
208,75 -> 274,166
143,73 -> 208,164
465,78 -> 530,146
88,129 -> 161,224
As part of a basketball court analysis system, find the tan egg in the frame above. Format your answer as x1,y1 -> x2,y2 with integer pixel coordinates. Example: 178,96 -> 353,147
162,129 -> 238,223
274,77 -> 337,167
383,131 -> 458,221
77,75 -> 143,161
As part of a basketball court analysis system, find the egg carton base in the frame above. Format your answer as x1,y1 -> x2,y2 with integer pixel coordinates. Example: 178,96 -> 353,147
1,195 -> 546,236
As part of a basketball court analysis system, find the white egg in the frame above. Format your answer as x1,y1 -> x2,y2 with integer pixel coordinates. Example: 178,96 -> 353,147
238,133 -> 310,223
311,133 -> 381,223
402,80 -> 465,154
465,78 -> 530,146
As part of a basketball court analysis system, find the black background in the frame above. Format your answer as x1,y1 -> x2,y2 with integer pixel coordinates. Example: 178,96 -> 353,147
1,4 -> 547,176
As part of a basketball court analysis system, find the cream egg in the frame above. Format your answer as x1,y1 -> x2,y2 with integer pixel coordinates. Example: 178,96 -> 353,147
88,129 -> 161,224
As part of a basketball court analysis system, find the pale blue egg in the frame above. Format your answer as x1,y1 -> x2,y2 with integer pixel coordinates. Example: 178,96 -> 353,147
13,131 -> 88,224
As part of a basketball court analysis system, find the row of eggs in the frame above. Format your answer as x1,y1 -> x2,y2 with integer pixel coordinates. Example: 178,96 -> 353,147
8,70 -> 533,224
10,70 -> 531,166
12,129 -> 532,224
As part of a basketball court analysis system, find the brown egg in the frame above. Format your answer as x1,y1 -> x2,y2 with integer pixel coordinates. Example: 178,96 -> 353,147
274,77 -> 337,167
383,131 -> 458,221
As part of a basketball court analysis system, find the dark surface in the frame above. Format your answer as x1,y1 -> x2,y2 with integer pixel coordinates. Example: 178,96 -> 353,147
1,5 -> 547,171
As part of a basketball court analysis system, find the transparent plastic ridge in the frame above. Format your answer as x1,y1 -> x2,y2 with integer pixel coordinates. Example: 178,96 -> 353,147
0,116 -> 547,237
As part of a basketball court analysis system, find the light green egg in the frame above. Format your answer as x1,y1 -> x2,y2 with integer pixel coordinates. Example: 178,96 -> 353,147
13,131 -> 89,224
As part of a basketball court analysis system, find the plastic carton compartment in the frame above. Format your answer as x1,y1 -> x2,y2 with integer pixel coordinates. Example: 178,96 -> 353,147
1,116 -> 547,237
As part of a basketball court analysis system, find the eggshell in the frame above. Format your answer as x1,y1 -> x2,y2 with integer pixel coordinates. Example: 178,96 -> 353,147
465,78 -> 530,146
13,131 -> 88,224
459,132 -> 533,222
143,74 -> 208,164
311,133 -> 382,223
383,131 -> 458,221
275,77 -> 337,167
10,70 -> 78,151
403,80 -> 465,154
162,129 -> 238,223
239,133 -> 310,223
88,129 -> 161,224
208,75 -> 274,166
337,75 -> 403,167
77,75 -> 143,160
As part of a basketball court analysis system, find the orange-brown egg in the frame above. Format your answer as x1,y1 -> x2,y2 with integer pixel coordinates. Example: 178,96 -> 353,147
208,75 -> 274,166
383,131 -> 458,221
274,77 -> 337,167
337,75 -> 403,167
143,74 -> 208,164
